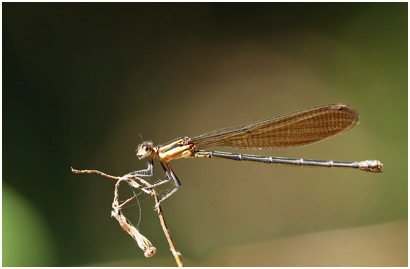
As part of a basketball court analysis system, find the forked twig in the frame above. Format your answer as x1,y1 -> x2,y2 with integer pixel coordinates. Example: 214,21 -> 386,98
71,167 -> 183,267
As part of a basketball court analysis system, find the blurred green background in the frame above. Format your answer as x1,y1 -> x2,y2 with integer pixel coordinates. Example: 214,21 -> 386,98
3,3 -> 407,267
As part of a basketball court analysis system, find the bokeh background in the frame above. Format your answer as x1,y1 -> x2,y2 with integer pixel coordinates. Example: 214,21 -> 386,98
3,3 -> 407,267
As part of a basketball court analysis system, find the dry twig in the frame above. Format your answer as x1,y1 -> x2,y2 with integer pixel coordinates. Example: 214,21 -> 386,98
111,178 -> 156,258
71,167 -> 183,267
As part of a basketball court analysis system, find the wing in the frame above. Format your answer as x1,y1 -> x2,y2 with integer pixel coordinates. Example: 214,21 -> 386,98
190,104 -> 359,150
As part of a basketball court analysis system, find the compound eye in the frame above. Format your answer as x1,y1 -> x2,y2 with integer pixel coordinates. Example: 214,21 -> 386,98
143,145 -> 150,151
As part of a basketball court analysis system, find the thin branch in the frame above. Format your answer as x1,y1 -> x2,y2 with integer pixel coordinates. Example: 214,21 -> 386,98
138,178 -> 184,267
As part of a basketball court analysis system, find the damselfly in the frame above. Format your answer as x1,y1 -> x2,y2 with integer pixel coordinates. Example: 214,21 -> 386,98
129,104 -> 382,205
